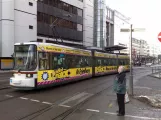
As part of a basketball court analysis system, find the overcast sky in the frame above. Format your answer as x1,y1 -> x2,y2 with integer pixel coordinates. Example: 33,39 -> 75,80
106,0 -> 161,45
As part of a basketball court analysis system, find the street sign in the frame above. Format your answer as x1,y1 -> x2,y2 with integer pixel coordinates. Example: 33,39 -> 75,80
120,28 -> 145,32
120,29 -> 131,32
133,28 -> 145,32
158,32 -> 161,42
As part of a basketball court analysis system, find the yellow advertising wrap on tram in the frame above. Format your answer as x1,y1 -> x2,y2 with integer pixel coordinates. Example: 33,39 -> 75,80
37,45 -> 92,56
38,67 -> 92,82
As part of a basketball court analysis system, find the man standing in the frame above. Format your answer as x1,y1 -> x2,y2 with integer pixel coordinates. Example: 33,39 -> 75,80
113,66 -> 126,116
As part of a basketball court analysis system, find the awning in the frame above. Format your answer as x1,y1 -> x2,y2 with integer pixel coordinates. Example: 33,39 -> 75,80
105,45 -> 127,51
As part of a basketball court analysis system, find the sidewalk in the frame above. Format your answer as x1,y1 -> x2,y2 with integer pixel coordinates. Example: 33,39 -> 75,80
78,74 -> 161,120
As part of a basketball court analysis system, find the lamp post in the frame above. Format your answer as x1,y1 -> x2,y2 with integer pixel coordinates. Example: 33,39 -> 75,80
129,24 -> 133,95
121,25 -> 145,96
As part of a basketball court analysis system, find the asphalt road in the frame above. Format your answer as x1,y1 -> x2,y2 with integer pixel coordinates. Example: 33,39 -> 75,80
0,67 -> 153,120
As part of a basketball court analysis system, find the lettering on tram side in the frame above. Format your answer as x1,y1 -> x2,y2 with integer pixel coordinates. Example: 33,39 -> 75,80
96,66 -> 117,73
76,68 -> 90,75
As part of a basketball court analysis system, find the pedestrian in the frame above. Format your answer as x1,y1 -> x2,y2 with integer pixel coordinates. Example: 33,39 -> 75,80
113,66 -> 126,116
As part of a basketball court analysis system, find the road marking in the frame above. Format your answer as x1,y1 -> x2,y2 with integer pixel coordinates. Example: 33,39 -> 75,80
42,101 -> 52,105
20,97 -> 29,100
87,109 -> 100,113
5,95 -> 13,97
30,99 -> 40,102
104,112 -> 157,120
104,112 -> 116,115
59,104 -> 71,108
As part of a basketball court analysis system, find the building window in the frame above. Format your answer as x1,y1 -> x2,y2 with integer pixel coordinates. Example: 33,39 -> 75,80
37,12 -> 83,31
53,0 -> 58,7
29,25 -> 33,29
73,23 -> 77,30
62,3 -> 69,12
44,14 -> 49,24
72,7 -> 77,14
48,0 -> 53,5
29,2 -> 33,6
77,8 -> 83,17
69,5 -> 73,13
77,24 -> 82,31
44,0 -> 49,4
50,15 -> 53,24
37,12 -> 44,22
58,1 -> 63,9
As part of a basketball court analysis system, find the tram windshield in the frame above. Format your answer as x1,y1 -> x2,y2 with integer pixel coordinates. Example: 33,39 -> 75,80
14,45 -> 37,71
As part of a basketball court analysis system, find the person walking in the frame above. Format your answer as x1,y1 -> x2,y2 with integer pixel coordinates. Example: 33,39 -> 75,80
113,66 -> 126,116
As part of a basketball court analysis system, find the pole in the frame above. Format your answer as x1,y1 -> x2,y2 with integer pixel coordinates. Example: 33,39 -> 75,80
129,24 -> 133,95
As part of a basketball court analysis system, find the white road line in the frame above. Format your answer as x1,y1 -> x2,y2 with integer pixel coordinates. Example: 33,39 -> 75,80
104,112 -> 117,115
30,99 -> 40,102
5,95 -> 13,98
42,102 -> 52,105
20,97 -> 29,100
104,112 -> 157,120
59,104 -> 71,108
87,109 -> 100,113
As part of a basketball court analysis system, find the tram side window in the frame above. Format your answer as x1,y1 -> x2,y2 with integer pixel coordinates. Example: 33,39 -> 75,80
118,59 -> 122,65
119,59 -> 126,65
108,58 -> 112,66
39,52 -> 50,70
103,59 -> 107,66
81,56 -> 91,67
75,55 -> 82,68
65,55 -> 75,68
112,58 -> 116,66
123,59 -> 126,65
127,59 -> 130,64
96,58 -> 102,66
52,53 -> 65,69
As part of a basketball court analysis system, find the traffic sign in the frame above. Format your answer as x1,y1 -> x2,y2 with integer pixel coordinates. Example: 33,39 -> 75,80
158,32 -> 161,42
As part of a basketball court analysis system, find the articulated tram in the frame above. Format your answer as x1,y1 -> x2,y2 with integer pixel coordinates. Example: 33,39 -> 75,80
10,42 -> 129,90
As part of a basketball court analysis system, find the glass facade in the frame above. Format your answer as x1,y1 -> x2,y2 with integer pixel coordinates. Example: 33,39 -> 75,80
94,0 -> 106,48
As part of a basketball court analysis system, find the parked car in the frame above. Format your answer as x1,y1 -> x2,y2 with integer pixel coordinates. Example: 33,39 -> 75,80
145,62 -> 152,67
134,61 -> 141,66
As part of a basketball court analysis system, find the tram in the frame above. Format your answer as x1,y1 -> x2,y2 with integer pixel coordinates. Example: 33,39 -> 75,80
10,42 -> 129,90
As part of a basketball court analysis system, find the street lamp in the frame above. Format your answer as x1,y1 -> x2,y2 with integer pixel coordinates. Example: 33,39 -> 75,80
121,25 -> 145,96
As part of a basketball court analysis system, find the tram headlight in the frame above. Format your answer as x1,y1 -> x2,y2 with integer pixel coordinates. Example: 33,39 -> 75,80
26,74 -> 33,78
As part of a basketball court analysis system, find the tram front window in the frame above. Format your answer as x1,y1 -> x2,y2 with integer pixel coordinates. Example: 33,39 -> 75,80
14,45 -> 37,71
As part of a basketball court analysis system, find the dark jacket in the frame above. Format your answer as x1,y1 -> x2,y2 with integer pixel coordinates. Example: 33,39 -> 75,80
113,72 -> 126,94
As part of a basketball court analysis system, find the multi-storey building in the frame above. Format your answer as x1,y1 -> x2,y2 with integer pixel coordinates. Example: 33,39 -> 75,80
149,43 -> 161,57
106,6 -> 114,47
0,0 -> 94,57
113,10 -> 130,46
93,2 -> 115,49
93,0 -> 106,48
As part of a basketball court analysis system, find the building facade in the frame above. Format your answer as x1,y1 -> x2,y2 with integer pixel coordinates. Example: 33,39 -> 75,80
149,43 -> 161,57
93,0 -> 106,48
113,10 -> 130,46
131,38 -> 149,63
0,0 -> 94,57
106,6 -> 114,47
37,0 -> 84,45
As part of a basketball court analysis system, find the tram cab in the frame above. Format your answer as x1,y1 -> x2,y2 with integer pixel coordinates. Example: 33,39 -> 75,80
10,43 -> 38,89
